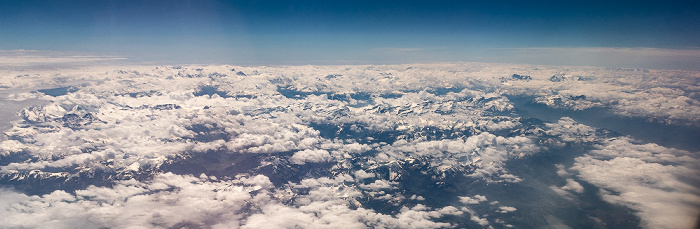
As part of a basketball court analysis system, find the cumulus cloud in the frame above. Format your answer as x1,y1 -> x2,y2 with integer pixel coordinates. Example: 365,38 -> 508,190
0,62 -> 697,228
497,64 -> 700,126
497,206 -> 517,213
290,149 -> 332,165
459,195 -> 487,204
2,63 -> 490,227
461,207 -> 491,227
0,172 -> 470,229
571,137 -> 700,229
354,170 -> 375,180
550,178 -> 585,201
360,179 -> 398,191
545,117 -> 699,228
561,179 -> 584,193
554,164 -> 569,176
0,173 -> 269,228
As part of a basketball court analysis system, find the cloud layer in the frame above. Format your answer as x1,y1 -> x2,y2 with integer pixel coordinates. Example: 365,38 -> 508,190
0,62 -> 698,228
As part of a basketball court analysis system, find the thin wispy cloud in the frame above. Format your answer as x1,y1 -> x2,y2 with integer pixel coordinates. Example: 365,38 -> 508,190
0,50 -> 127,66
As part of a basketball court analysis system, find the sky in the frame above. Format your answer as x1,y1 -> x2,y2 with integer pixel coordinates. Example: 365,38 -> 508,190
1,0 -> 700,69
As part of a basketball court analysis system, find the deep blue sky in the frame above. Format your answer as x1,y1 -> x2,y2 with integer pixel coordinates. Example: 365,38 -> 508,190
2,0 -> 700,68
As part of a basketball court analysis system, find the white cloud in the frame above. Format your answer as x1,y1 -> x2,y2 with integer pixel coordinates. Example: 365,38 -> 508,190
484,120 -> 516,131
0,62 -> 539,228
359,179 -> 398,191
0,173 -> 266,228
1,61 -> 697,229
554,164 -> 569,176
290,149 -> 332,164
560,179 -> 584,194
461,207 -> 491,226
0,172 -> 468,229
497,206 -> 517,213
494,65 -> 700,126
550,185 -> 576,201
353,170 -> 375,180
571,137 -> 700,229
459,195 -> 487,204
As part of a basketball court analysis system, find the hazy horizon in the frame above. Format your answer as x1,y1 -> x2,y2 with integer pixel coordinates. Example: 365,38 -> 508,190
2,0 -> 700,69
